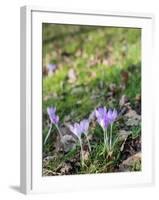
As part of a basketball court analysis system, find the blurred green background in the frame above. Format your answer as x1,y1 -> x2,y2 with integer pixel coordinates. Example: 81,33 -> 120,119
42,24 -> 141,122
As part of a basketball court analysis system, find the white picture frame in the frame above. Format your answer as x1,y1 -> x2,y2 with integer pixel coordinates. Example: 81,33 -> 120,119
20,5 -> 154,194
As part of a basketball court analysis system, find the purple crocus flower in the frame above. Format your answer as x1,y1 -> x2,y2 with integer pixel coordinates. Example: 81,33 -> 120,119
47,64 -> 57,75
107,109 -> 117,124
95,107 -> 107,119
95,106 -> 118,152
69,122 -> 85,165
80,119 -> 91,151
95,107 -> 109,129
97,114 -> 109,129
80,119 -> 89,135
69,123 -> 83,138
44,106 -> 61,144
47,107 -> 59,125
95,107 -> 109,149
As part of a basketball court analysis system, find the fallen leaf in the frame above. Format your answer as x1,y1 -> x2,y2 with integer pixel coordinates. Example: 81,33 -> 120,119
119,152 -> 141,172
60,162 -> 73,174
43,92 -> 57,101
120,138 -> 127,152
135,94 -> 141,101
89,110 -> 96,121
63,115 -> 71,122
118,129 -> 132,141
119,83 -> 126,91
43,156 -> 56,162
108,83 -> 116,93
90,71 -> 97,78
60,126 -> 72,136
119,95 -> 129,107
83,150 -> 90,161
118,130 -> 132,152
42,66 -> 48,76
61,135 -> 76,152
75,49 -> 82,57
42,168 -> 61,176
124,109 -> 141,126
68,68 -> 77,83
89,54 -> 101,67
121,70 -> 129,84
102,57 -> 114,66
117,106 -> 129,118
54,135 -> 64,152
120,136 -> 141,162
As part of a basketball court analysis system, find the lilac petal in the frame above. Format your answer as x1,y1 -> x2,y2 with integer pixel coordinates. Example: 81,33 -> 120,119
54,115 -> 59,124
103,115 -> 109,128
69,122 -> 83,138
98,115 -> 109,129
80,119 -> 89,134
112,109 -> 117,119
107,108 -> 117,123
48,64 -> 57,72
47,106 -> 59,125
95,107 -> 107,119
107,109 -> 112,118
97,118 -> 103,128
74,123 -> 79,135
96,106 -> 109,129
107,109 -> 113,122
47,107 -> 56,116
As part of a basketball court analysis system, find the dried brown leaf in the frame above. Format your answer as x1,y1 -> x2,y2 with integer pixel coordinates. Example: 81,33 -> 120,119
118,129 -> 132,141
119,95 -> 129,107
124,109 -> 141,126
61,135 -> 76,152
119,152 -> 141,172
68,68 -> 77,83
60,162 -> 73,174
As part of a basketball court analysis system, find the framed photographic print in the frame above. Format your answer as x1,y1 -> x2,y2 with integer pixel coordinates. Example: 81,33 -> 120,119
20,6 -> 154,194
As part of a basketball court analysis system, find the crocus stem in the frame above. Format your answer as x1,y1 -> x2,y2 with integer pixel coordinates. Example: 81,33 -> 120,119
105,128 -> 108,146
44,123 -> 52,145
110,123 -> 113,150
86,135 -> 91,152
79,138 -> 84,166
103,128 -> 108,151
55,124 -> 63,139
103,129 -> 106,147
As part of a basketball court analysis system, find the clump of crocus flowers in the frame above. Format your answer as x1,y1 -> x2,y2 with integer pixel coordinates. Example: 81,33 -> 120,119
95,107 -> 117,153
69,119 -> 90,166
45,106 -> 118,165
